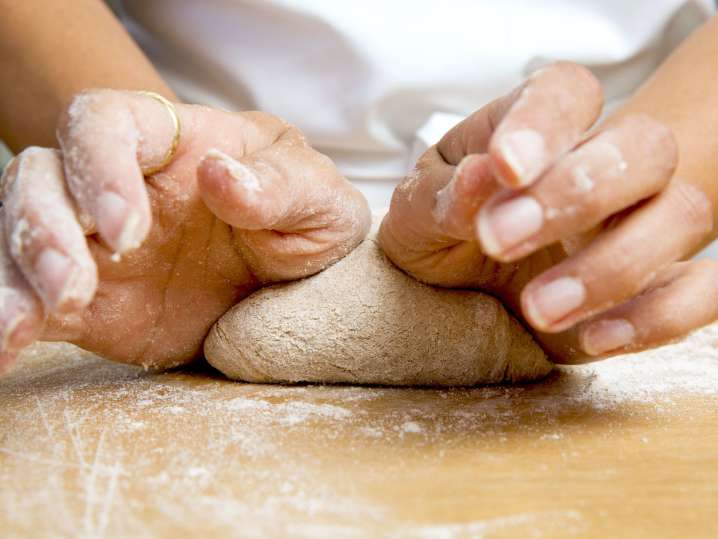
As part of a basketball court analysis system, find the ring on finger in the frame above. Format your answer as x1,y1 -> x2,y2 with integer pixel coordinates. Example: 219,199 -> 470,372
136,91 -> 181,176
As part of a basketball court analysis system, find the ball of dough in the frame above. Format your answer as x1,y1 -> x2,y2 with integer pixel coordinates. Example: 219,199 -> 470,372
204,236 -> 552,386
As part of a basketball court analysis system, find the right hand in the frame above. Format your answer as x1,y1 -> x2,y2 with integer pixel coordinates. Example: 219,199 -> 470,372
0,90 -> 370,373
379,63 -> 718,364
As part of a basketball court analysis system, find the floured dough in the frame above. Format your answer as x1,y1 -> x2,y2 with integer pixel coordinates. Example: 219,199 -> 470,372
204,234 -> 552,386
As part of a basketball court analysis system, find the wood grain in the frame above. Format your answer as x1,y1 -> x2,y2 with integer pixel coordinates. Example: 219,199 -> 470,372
1,335 -> 717,538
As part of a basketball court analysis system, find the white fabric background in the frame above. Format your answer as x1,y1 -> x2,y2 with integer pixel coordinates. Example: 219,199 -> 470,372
118,1 -> 716,257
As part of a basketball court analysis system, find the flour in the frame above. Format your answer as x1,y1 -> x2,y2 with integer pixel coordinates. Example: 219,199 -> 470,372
2,323 -> 718,537
225,397 -> 353,426
204,149 -> 263,194
576,323 -> 718,407
571,164 -> 594,193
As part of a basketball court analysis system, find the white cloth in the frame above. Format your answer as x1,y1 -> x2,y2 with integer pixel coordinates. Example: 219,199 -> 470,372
120,0 -> 713,213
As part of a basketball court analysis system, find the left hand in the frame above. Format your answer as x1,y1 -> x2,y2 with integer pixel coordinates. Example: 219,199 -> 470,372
0,90 -> 370,373
379,62 -> 718,363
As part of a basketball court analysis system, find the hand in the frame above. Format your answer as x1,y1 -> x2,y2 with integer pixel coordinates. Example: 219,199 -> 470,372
0,90 -> 370,373
379,62 -> 718,363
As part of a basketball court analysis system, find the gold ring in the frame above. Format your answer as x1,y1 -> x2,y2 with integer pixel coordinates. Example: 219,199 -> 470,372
137,91 -> 181,176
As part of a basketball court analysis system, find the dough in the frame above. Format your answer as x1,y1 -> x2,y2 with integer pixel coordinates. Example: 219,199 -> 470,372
204,234 -> 552,386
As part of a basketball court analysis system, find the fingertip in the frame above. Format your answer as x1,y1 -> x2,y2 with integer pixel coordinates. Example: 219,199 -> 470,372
475,192 -> 544,261
579,318 -> 637,357
475,205 -> 503,258
521,290 -> 553,333
198,149 -> 271,229
576,260 -> 718,357
34,248 -> 98,313
95,190 -> 151,254
0,351 -> 17,376
199,149 -> 262,197
197,149 -> 232,189
432,154 -> 497,241
520,276 -> 587,334
5,316 -> 36,353
57,91 -> 153,255
1,308 -> 42,355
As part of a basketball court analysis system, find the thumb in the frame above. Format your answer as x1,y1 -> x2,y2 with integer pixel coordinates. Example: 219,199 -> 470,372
196,126 -> 370,281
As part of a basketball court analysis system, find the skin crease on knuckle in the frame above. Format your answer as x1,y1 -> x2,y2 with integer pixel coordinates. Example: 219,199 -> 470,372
671,181 -> 715,242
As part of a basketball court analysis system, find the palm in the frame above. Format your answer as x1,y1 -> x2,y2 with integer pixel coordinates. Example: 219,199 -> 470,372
42,148 -> 248,365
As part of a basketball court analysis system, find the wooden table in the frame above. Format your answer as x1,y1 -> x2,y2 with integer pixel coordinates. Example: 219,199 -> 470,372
2,325 -> 718,538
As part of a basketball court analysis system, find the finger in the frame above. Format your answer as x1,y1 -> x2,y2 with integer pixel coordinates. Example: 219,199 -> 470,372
384,147 -> 498,245
432,154 -> 498,241
0,352 -> 15,375
56,90 -> 179,253
0,219 -> 44,361
478,114 -> 677,260
579,260 -> 718,357
488,62 -> 603,187
521,180 -> 714,332
197,126 -> 371,281
2,148 -> 98,313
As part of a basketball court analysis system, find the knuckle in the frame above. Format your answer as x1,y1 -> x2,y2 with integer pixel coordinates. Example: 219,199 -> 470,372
243,110 -> 292,132
241,111 -> 307,148
651,308 -> 686,338
542,60 -> 585,79
623,114 -> 678,173
309,148 -> 335,171
585,200 -> 607,225
610,255 -> 644,290
548,191 -> 598,229
669,181 -> 714,237
543,61 -> 603,104
57,90 -> 119,140
579,241 -> 644,296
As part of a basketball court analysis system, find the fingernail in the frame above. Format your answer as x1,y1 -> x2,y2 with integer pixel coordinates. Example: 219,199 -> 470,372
525,277 -> 586,329
205,149 -> 262,194
498,129 -> 546,186
34,248 -> 77,309
96,191 -> 142,253
478,196 -> 543,255
116,210 -> 142,253
581,319 -> 635,356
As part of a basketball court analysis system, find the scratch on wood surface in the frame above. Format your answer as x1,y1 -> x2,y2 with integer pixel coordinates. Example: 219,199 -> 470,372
96,461 -> 122,538
34,396 -> 55,441
63,409 -> 88,469
0,447 -> 81,470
